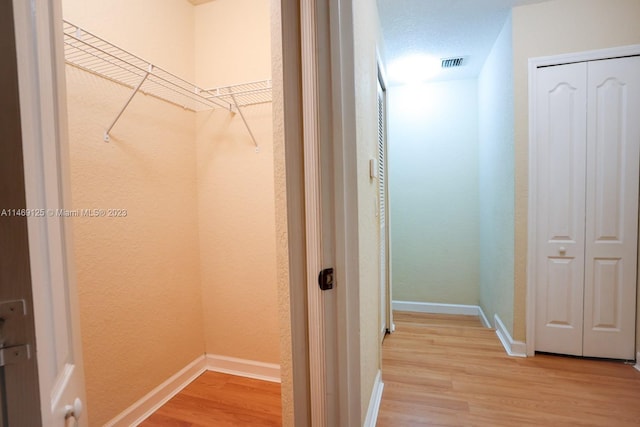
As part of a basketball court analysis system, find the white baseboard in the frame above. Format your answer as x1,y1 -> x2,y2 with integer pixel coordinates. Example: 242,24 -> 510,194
363,370 -> 384,427
392,300 -> 491,328
494,314 -> 527,358
635,352 -> 640,372
477,308 -> 491,329
107,354 -> 281,426
105,355 -> 207,427
206,354 -> 281,383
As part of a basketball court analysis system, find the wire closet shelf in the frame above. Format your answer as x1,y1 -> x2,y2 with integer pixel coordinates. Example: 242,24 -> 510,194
62,20 -> 271,147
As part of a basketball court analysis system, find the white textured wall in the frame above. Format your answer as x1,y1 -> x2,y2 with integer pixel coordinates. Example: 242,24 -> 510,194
512,0 -> 640,342
353,0 -> 383,420
388,79 -> 480,305
478,13 -> 515,334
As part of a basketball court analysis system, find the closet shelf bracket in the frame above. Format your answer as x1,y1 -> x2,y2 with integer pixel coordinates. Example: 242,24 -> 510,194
104,67 -> 151,142
230,93 -> 259,152
203,80 -> 272,153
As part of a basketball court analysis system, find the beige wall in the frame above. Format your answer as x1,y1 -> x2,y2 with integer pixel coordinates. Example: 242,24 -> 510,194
194,0 -> 272,87
63,0 -> 280,423
63,1 -> 204,424
63,0 -> 195,80
194,0 -> 279,364
67,68 -> 205,426
353,0 -> 384,420
512,0 -> 640,341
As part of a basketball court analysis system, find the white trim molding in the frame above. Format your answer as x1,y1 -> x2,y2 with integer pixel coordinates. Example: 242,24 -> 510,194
327,0 -> 363,422
526,44 -> 640,357
392,301 -> 491,328
363,370 -> 384,427
300,0 -> 330,424
494,315 -> 527,358
104,356 -> 207,427
106,354 -> 281,426
206,354 -> 281,383
635,353 -> 640,373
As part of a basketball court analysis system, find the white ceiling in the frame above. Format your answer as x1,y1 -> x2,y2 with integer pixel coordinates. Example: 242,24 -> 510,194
377,0 -> 545,85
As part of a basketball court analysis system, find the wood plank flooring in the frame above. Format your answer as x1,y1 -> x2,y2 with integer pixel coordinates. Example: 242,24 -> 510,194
377,311 -> 640,426
139,371 -> 281,426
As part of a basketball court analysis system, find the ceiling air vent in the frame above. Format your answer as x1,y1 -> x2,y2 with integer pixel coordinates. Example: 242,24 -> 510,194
441,57 -> 466,68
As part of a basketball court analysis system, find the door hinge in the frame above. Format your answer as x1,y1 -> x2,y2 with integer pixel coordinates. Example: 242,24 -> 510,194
318,268 -> 334,291
0,300 -> 26,318
0,345 -> 30,367
0,299 -> 30,366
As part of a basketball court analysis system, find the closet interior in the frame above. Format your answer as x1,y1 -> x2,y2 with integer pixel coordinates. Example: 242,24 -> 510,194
61,0 -> 279,425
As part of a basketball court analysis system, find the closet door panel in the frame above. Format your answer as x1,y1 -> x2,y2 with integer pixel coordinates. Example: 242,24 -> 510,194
591,259 -> 622,328
583,56 -> 640,360
535,63 -> 587,356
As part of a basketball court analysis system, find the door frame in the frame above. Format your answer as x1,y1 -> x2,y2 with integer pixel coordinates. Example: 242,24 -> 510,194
326,0 -> 362,423
295,0 -> 362,423
526,43 -> 640,357
300,0 -> 337,423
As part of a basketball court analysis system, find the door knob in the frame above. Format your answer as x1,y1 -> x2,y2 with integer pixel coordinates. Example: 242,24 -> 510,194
559,246 -> 566,254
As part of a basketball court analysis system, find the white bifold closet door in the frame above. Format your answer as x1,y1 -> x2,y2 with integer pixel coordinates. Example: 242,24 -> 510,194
535,55 -> 640,360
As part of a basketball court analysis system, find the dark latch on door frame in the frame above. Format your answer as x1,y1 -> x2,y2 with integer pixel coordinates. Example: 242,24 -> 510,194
318,268 -> 334,291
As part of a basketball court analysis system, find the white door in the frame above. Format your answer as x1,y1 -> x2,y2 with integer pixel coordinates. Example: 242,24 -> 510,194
12,0 -> 88,425
535,56 -> 640,359
535,62 -> 588,356
583,56 -> 640,359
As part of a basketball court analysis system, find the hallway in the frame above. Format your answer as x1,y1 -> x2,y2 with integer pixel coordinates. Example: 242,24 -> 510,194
378,312 -> 640,426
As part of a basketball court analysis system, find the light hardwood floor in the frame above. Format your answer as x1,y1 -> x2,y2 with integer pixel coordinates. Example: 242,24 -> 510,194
377,311 -> 640,426
139,371 -> 281,426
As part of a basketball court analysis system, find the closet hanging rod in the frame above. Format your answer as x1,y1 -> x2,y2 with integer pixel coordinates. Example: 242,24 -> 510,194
63,20 -> 234,141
